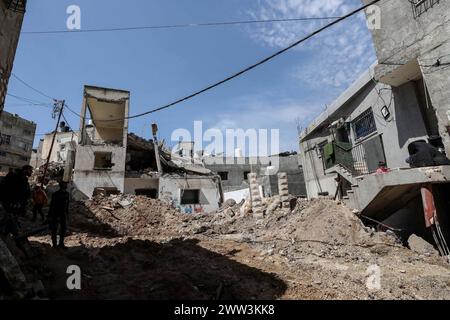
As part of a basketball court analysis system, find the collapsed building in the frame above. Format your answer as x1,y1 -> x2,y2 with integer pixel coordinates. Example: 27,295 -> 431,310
300,1 -> 450,258
71,86 -> 223,213
203,153 -> 306,201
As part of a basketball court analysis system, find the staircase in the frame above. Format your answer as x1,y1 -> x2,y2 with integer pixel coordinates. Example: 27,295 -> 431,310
344,166 -> 450,220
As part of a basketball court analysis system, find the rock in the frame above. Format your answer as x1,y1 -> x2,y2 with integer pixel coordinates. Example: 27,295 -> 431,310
408,234 -> 439,257
224,199 -> 237,208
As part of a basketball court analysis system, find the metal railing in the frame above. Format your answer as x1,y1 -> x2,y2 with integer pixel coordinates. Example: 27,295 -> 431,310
411,0 -> 440,17
325,139 -> 385,177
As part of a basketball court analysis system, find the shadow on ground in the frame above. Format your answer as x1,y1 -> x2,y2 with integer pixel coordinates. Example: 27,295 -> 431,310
23,238 -> 287,300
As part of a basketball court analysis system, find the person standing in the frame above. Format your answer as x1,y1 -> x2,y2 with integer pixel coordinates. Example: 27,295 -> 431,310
16,165 -> 33,217
32,185 -> 48,222
48,181 -> 70,249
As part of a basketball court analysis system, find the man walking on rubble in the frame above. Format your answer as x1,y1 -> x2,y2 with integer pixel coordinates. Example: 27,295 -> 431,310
48,181 -> 70,249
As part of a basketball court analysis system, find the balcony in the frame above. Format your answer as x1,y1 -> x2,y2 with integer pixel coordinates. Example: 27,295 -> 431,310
411,0 -> 440,18
324,135 -> 386,177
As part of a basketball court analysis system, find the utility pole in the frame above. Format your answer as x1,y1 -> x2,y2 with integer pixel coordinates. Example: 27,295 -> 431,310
41,100 -> 64,186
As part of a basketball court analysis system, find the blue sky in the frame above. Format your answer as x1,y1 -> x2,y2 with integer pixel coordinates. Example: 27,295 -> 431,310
5,0 -> 376,152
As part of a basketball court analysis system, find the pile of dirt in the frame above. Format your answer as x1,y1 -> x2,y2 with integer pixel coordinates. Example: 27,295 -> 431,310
9,194 -> 450,300
70,194 -> 180,238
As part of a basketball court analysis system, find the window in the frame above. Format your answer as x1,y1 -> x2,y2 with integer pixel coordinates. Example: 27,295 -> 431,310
243,171 -> 251,180
1,134 -> 11,145
135,189 -> 158,199
411,0 -> 440,17
17,141 -> 28,151
5,0 -> 27,13
94,152 -> 113,170
23,129 -> 33,136
352,109 -> 377,141
181,189 -> 200,205
218,171 -> 228,181
20,156 -> 28,162
0,151 -> 7,157
3,122 -> 13,129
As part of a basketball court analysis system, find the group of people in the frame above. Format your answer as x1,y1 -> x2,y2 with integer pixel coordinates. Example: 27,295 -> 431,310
0,165 -> 70,249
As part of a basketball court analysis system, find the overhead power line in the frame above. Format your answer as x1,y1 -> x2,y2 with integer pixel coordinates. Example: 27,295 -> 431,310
22,16 -> 342,35
6,93 -> 50,106
96,0 -> 380,122
11,73 -> 55,100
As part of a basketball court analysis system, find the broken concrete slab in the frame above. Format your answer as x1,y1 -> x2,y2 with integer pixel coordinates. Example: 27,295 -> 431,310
408,234 -> 439,257
0,239 -> 29,298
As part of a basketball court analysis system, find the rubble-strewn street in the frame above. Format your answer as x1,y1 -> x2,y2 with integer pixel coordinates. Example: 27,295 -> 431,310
2,0 -> 450,306
5,196 -> 448,300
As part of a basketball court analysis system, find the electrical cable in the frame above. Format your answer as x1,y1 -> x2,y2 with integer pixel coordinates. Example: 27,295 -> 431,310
94,0 -> 382,123
21,16 -> 342,35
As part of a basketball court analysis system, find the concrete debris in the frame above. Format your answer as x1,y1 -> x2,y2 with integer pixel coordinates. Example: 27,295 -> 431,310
408,234 -> 440,257
0,239 -> 29,299
6,194 -> 450,300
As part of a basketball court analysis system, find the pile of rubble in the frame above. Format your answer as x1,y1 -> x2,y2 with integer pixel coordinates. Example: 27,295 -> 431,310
31,162 -> 64,185
4,191 -> 450,300
70,194 -> 180,238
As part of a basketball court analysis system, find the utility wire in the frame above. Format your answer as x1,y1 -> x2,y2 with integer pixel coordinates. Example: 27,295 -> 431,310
96,0 -> 381,122
6,93 -> 50,105
21,16 -> 342,35
11,73 -> 55,100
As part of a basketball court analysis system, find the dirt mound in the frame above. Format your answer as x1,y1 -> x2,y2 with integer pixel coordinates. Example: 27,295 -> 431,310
70,195 -> 180,238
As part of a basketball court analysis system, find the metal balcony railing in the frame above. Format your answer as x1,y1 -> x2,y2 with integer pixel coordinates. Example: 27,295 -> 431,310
411,0 -> 440,18
325,138 -> 386,177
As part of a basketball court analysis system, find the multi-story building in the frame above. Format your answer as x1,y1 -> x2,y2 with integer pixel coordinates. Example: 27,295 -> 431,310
0,0 -> 27,111
0,110 -> 36,171
300,1 -> 450,254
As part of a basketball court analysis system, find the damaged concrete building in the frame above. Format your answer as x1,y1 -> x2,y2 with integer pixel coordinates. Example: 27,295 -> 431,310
203,153 -> 306,199
0,0 -> 26,111
34,124 -> 78,168
73,86 -> 130,197
0,110 -> 36,171
300,1 -> 450,257
72,86 -> 223,213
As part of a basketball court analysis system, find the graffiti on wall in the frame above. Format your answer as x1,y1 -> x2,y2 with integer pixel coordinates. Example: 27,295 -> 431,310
180,204 -> 204,214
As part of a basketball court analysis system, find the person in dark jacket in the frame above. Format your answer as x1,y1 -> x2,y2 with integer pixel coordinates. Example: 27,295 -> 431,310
406,140 -> 450,168
15,165 -> 33,216
48,181 -> 70,249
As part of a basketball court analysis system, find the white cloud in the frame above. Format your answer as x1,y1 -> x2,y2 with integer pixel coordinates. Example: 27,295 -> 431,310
247,0 -> 376,92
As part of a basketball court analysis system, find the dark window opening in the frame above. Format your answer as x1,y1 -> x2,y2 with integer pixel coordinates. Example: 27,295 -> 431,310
243,171 -> 251,180
135,188 -> 158,199
1,135 -> 11,145
94,152 -> 113,170
352,109 -> 377,141
181,189 -> 200,205
218,171 -> 228,181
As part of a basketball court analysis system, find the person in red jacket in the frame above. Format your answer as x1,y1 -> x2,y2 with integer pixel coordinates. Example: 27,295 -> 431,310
32,185 -> 48,222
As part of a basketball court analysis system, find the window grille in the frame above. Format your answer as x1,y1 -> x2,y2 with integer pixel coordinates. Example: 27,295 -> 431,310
352,109 -> 377,141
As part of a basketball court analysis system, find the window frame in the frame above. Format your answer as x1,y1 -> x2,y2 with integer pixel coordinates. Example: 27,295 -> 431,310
180,189 -> 201,205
